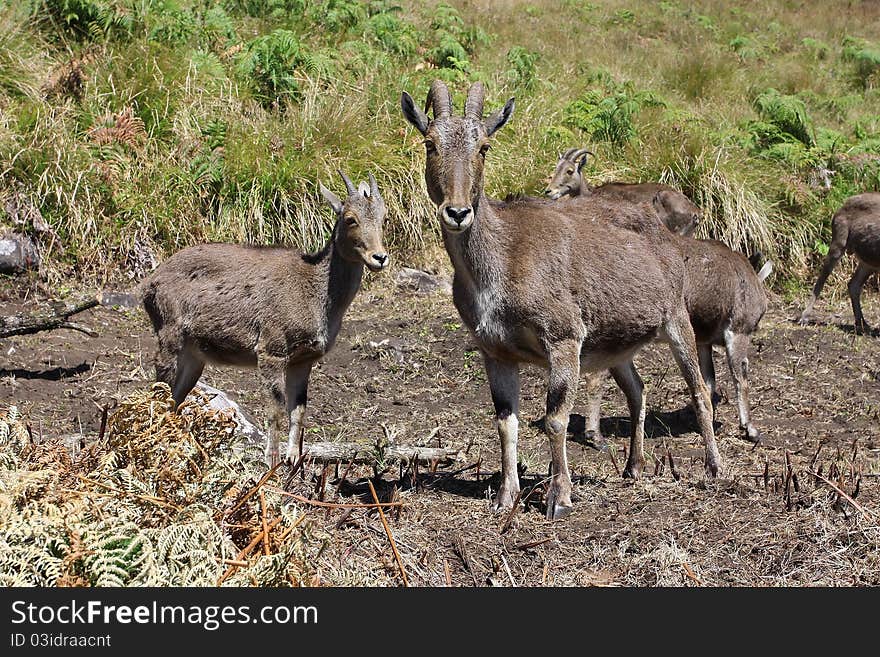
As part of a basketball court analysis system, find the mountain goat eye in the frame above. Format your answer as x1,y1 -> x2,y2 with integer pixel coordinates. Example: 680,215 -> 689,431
344,215 -> 359,226
424,140 -> 437,154
479,143 -> 490,156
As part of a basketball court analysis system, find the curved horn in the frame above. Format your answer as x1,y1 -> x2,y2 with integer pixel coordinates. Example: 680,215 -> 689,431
425,79 -> 452,119
368,172 -> 380,199
465,81 -> 486,120
561,148 -> 578,160
571,148 -> 592,161
337,170 -> 356,195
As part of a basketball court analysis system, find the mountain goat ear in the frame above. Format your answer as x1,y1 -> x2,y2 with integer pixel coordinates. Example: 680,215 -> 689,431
485,97 -> 515,137
401,91 -> 429,135
319,183 -> 344,215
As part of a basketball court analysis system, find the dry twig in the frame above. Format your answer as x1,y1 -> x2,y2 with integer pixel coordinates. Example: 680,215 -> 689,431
367,479 -> 409,587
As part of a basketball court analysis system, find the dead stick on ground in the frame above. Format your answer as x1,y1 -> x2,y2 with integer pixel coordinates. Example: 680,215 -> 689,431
0,296 -> 99,338
334,457 -> 358,497
276,514 -> 308,543
218,516 -> 283,585
259,490 -> 270,556
444,559 -> 452,586
807,470 -> 877,519
334,508 -> 355,529
516,537 -> 553,550
224,460 -> 284,519
367,479 -> 409,587
501,553 -> 517,587
265,486 -> 403,509
682,563 -> 702,586
607,445 -> 621,476
666,445 -> 680,481
499,490 -> 523,534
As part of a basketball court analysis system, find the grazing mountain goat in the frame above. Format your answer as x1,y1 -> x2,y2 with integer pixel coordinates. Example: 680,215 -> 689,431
401,80 -> 721,519
799,193 -> 880,335
545,148 -> 701,237
140,172 -> 389,466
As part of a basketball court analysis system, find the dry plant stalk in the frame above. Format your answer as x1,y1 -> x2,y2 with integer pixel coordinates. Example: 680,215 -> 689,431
367,480 -> 409,587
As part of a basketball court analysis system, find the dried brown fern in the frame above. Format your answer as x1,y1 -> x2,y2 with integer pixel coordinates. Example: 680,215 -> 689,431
42,50 -> 98,101
0,387 -> 317,587
87,106 -> 146,150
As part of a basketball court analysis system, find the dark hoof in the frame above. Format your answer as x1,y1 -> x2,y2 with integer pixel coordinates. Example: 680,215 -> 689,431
584,430 -> 606,450
622,460 -> 643,480
544,485 -> 573,520
741,426 -> 762,444
705,461 -> 719,479
546,502 -> 573,520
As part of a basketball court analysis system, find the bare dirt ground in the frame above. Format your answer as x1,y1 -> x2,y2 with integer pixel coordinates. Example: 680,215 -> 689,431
2,274 -> 879,586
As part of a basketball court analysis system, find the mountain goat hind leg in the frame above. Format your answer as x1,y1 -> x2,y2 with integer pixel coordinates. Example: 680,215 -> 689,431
662,309 -> 722,478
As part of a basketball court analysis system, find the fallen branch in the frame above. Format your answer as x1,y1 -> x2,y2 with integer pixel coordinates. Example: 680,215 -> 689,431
259,490 -> 270,556
0,295 -> 99,339
368,480 -> 409,587
682,562 -> 703,586
516,537 -> 553,551
276,513 -> 308,543
499,490 -> 523,534
303,441 -> 462,465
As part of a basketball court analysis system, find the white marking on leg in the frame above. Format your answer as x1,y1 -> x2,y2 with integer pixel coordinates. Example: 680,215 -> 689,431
497,413 -> 520,505
285,404 -> 306,461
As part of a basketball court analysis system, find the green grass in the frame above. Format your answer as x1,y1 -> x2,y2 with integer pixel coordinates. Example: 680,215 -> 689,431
1,0 -> 879,288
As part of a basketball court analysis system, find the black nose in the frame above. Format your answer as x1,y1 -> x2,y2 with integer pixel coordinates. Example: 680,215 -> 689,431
544,189 -> 552,196
372,253 -> 388,266
445,206 -> 472,225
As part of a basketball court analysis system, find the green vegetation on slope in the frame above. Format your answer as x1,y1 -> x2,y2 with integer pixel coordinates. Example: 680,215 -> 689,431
1,0 -> 879,289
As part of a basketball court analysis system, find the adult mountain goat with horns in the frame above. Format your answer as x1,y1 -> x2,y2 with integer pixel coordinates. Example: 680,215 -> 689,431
401,79 -> 722,519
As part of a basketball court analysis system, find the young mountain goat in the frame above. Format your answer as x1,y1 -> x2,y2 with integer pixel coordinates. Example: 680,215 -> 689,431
799,192 -> 880,335
545,148 -> 701,237
140,172 -> 389,465
401,80 -> 721,519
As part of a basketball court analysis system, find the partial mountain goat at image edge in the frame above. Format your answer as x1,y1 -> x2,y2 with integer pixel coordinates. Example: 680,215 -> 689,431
799,192 -> 880,335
